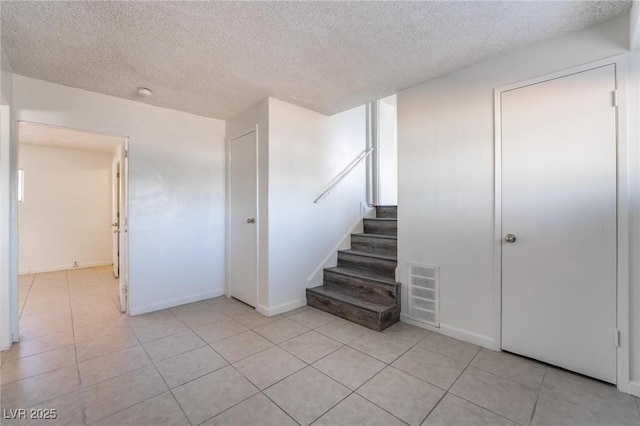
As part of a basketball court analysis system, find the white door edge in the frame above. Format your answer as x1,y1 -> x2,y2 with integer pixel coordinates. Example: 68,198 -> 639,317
492,54 -> 632,393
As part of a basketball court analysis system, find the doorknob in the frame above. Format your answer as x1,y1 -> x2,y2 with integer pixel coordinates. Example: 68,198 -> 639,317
504,234 -> 517,243
246,218 -> 255,224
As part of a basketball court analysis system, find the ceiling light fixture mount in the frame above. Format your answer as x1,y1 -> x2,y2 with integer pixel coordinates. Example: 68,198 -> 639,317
137,87 -> 152,97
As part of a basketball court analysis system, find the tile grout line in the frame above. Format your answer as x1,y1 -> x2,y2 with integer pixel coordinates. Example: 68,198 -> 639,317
64,269 -> 89,426
527,367 -> 547,426
417,345 -> 484,426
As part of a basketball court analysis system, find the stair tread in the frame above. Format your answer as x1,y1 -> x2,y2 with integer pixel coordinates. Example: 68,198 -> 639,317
352,233 -> 397,240
338,249 -> 397,262
325,266 -> 398,285
364,218 -> 397,221
307,286 -> 398,312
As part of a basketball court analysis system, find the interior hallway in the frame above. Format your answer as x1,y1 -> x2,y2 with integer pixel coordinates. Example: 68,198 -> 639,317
1,269 -> 639,426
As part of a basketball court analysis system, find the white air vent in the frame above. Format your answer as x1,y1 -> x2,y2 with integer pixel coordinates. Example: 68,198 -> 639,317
407,262 -> 439,327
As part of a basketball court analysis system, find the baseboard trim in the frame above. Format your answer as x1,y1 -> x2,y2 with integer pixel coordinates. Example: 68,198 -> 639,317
19,261 -> 112,275
257,298 -> 307,317
629,381 -> 640,397
129,288 -> 225,316
401,314 -> 495,349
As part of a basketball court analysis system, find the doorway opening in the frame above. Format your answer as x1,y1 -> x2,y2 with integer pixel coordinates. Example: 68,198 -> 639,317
370,95 -> 398,206
16,122 -> 129,332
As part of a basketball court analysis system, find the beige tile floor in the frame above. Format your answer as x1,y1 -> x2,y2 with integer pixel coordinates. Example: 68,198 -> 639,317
1,268 -> 639,426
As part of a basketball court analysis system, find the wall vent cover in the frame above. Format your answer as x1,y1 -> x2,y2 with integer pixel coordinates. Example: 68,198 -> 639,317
407,262 -> 439,327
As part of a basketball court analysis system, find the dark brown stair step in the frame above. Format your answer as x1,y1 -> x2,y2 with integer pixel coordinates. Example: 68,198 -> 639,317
363,218 -> 397,236
306,286 -> 400,331
350,233 -> 397,256
375,205 -> 397,219
323,267 -> 399,305
337,250 -> 397,280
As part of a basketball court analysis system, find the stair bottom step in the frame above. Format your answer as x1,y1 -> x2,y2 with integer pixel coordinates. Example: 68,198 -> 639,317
306,287 -> 400,332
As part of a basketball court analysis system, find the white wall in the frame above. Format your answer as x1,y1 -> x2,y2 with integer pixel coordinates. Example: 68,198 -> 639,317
18,145 -> 113,274
397,16 -> 640,393
268,98 -> 366,313
13,76 -> 227,315
378,98 -> 398,205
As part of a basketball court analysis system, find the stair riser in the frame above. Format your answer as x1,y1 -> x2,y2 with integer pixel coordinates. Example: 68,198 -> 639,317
323,270 -> 398,305
351,235 -> 397,256
363,219 -> 397,236
375,206 -> 397,219
307,291 -> 400,332
337,252 -> 396,280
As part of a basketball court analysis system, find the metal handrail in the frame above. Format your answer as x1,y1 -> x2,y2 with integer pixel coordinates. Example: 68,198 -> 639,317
313,147 -> 373,203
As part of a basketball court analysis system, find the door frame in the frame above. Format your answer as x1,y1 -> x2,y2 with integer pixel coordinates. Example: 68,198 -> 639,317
492,55 -> 631,392
225,126 -> 259,307
14,122 -> 131,316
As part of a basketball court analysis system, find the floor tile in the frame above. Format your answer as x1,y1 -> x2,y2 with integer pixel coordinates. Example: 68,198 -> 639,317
254,317 -> 309,344
357,366 -> 444,426
449,366 -> 538,425
19,317 -> 73,340
142,329 -> 205,362
76,328 -> 139,362
78,345 -> 151,386
172,365 -> 258,425
264,367 -> 350,426
203,393 -> 296,426
279,330 -> 343,364
81,365 -> 168,424
172,307 -> 229,329
211,330 -> 273,363
349,332 -> 414,364
418,333 -> 481,364
313,346 -> 385,390
192,318 -> 249,343
532,392 -> 640,426
282,305 -> 311,317
289,308 -> 338,329
0,345 -> 77,385
235,311 -> 282,329
129,315 -> 189,343
314,393 -> 406,426
540,367 -> 639,424
234,346 -> 305,390
92,392 -> 190,426
155,346 -> 229,388
392,345 -> 467,390
3,331 -> 74,362
72,310 -> 124,328
423,393 -> 517,426
471,349 -> 546,388
0,365 -> 80,409
382,321 -> 431,344
315,318 -> 370,344
207,297 -> 255,316
11,390 -> 85,426
73,318 -> 130,343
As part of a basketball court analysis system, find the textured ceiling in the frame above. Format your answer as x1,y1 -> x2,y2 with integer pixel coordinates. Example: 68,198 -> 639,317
1,1 -> 632,120
20,122 -> 124,153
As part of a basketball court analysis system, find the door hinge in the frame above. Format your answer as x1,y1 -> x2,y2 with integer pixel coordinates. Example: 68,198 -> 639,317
124,149 -> 128,158
615,330 -> 620,347
612,90 -> 618,107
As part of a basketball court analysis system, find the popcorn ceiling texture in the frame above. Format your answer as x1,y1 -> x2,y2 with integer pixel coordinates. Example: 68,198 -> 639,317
0,1 -> 631,120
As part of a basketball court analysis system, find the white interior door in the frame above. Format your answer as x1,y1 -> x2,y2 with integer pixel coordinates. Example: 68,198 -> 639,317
501,65 -> 617,384
111,156 -> 120,278
229,131 -> 257,307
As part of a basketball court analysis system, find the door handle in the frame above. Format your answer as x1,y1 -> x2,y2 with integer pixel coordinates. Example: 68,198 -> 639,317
246,218 -> 255,224
504,233 -> 516,243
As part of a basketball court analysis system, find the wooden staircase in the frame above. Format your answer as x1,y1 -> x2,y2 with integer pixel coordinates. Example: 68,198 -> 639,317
306,206 -> 400,331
